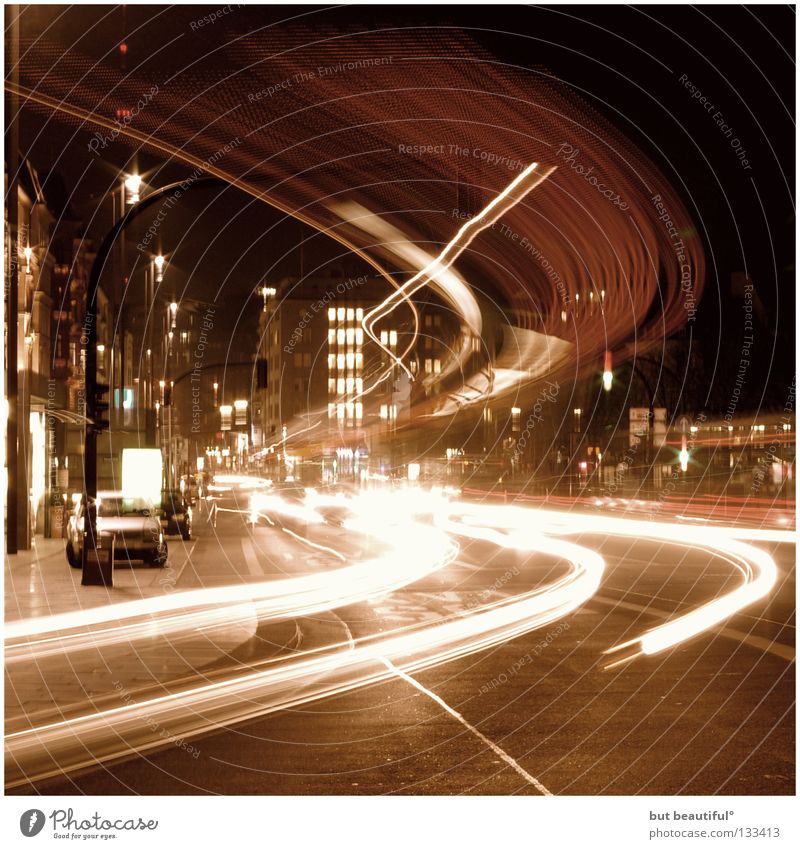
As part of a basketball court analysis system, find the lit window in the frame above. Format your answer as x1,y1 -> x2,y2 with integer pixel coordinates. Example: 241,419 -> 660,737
346,377 -> 354,393
328,329 -> 335,345
355,377 -> 363,393
410,361 -> 418,374
424,314 -> 432,327
337,378 -> 345,394
346,402 -> 354,419
328,308 -> 336,322
355,353 -> 363,369
380,404 -> 388,419
337,307 -> 345,321
471,336 -> 480,353
356,308 -> 363,320
328,354 -> 335,370
346,328 -> 354,345
355,328 -> 363,345
337,329 -> 345,345
337,354 -> 345,370
380,330 -> 388,346
434,359 -> 441,374
328,378 -> 336,394
347,308 -> 354,321
337,403 -> 345,420
425,358 -> 433,374
328,403 -> 335,418
346,352 -> 354,369
355,403 -> 363,421
389,330 -> 397,347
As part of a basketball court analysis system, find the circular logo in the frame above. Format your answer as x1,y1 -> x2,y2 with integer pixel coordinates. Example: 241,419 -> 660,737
19,810 -> 46,837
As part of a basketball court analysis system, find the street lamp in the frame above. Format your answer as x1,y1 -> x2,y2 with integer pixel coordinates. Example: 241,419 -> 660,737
213,381 -> 219,407
154,254 -> 165,283
169,300 -> 178,328
23,245 -> 32,273
124,174 -> 141,204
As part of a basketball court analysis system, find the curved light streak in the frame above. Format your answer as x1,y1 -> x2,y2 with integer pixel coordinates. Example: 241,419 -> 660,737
5,491 -> 779,788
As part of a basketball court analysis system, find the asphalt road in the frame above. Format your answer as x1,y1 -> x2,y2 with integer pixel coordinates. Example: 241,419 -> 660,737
10,500 -> 795,796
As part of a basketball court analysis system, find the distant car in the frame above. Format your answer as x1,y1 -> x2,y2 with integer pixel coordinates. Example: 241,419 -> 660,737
180,475 -> 199,505
161,489 -> 192,540
66,491 -> 168,568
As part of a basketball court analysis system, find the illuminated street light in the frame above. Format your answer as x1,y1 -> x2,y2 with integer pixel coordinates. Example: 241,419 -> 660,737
154,254 -> 165,282
603,350 -> 613,392
96,344 -> 105,353
23,245 -> 32,272
124,174 -> 141,204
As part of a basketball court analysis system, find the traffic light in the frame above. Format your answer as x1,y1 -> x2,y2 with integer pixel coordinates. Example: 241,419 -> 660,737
94,383 -> 110,431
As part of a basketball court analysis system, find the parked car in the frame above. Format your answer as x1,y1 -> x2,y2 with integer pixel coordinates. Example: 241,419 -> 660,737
66,491 -> 168,568
161,489 -> 192,540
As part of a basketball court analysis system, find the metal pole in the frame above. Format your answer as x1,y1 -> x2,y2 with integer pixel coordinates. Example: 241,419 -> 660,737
5,4 -> 20,553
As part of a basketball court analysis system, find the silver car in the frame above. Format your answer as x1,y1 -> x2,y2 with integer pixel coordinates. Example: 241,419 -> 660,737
66,491 -> 168,568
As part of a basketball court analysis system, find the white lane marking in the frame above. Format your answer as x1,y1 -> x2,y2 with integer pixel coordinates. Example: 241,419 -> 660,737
380,657 -> 553,796
592,595 -> 794,662
240,537 -> 264,576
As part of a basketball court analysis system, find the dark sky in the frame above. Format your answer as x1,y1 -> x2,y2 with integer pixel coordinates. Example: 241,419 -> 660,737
14,4 -> 795,408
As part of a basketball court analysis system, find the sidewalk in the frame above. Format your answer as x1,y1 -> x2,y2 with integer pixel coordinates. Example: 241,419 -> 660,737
5,535 -> 261,728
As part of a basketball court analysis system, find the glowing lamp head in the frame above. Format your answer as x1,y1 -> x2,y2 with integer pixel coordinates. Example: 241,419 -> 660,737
679,448 -> 689,472
124,174 -> 141,204
602,371 -> 613,392
169,301 -> 178,316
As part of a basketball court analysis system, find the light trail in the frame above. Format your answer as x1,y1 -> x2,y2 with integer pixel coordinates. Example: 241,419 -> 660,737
5,489 -> 780,787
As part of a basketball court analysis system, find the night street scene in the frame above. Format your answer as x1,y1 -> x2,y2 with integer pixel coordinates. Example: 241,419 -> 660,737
2,1 -> 796,828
